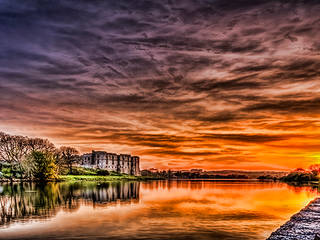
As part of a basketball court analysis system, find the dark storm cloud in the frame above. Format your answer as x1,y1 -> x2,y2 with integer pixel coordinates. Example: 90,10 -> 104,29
187,74 -> 262,93
244,98 -> 320,114
141,149 -> 221,157
256,120 -> 320,131
2,0 -> 320,169
201,133 -> 294,143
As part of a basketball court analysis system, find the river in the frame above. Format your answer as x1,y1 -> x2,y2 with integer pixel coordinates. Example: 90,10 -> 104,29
0,180 -> 318,240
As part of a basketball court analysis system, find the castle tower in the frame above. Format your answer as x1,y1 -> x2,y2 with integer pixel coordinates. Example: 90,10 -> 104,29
132,156 -> 140,176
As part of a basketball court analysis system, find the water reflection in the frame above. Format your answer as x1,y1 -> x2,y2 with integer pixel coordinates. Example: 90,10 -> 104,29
0,181 -> 139,226
0,180 -> 318,240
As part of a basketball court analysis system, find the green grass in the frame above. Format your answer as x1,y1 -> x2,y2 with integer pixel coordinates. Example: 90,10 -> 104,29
58,166 -> 99,175
58,174 -> 165,182
0,165 -> 164,182
59,174 -> 139,182
59,167 -> 167,182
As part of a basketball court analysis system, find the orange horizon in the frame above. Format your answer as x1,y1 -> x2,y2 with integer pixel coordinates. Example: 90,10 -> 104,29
1,1 -> 320,172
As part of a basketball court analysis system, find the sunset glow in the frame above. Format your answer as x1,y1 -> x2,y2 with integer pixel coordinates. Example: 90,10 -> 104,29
1,1 -> 320,170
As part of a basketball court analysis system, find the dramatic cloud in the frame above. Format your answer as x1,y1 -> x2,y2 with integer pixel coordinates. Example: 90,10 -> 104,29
1,0 -> 320,170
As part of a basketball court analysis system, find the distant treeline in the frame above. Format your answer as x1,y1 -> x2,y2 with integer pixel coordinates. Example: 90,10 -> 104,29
142,167 -> 320,182
279,167 -> 320,183
258,166 -> 320,183
141,170 -> 249,179
0,131 -> 80,181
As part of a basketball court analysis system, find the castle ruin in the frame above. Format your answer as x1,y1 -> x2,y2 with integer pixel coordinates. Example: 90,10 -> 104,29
80,150 -> 140,176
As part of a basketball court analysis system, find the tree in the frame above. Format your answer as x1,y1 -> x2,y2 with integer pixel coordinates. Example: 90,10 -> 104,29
59,146 -> 79,174
309,164 -> 320,175
28,151 -> 57,181
0,132 -> 29,180
0,132 -> 29,164
27,138 -> 56,153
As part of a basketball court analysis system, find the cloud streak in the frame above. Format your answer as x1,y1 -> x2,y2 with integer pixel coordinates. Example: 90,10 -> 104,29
1,0 -> 320,170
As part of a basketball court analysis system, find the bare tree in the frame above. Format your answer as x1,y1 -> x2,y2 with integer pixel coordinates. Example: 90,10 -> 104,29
59,146 -> 79,174
27,138 -> 56,153
0,132 -> 29,164
0,132 -> 29,179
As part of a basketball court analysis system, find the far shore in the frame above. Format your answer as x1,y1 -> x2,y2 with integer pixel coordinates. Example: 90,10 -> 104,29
2,166 -> 320,185
1,176 -> 320,186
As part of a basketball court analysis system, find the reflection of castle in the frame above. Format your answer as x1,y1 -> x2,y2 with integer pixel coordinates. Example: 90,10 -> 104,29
81,150 -> 140,176
0,182 -> 140,226
81,182 -> 140,204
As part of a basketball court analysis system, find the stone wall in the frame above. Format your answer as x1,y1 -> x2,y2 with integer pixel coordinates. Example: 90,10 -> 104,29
267,197 -> 320,240
80,150 -> 140,176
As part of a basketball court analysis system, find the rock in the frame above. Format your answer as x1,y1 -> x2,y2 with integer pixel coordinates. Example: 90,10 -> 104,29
267,198 -> 320,240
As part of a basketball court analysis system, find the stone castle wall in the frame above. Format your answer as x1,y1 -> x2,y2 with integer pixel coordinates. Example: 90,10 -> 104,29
80,150 -> 140,176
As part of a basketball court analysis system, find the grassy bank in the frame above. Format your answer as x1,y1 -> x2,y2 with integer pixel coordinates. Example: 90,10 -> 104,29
58,167 -> 165,182
0,166 -> 164,183
0,175 -> 164,183
59,174 -> 140,182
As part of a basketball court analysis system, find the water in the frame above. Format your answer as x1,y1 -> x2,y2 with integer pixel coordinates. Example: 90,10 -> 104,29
0,180 -> 318,240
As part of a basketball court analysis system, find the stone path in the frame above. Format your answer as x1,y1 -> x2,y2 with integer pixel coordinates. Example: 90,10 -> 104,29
267,198 -> 320,240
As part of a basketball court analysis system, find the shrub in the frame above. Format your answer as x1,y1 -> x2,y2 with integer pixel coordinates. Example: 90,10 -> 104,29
1,167 -> 12,179
28,151 -> 58,181
109,171 -> 123,176
70,167 -> 97,175
281,171 -> 319,182
0,164 -> 24,179
96,169 -> 109,176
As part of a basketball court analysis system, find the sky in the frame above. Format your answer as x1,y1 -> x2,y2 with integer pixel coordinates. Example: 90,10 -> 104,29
1,0 -> 320,170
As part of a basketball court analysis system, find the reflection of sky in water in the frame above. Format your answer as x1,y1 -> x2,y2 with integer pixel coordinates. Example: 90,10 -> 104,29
0,181 -> 318,240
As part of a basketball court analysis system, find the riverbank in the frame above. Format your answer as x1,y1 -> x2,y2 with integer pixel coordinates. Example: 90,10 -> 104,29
0,174 -> 164,183
59,174 -> 164,182
1,176 -> 319,183
267,198 -> 320,240
0,166 -> 165,182
59,174 -> 137,181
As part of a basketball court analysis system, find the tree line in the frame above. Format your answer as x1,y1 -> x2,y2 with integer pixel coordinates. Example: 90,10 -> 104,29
0,131 -> 80,181
141,169 -> 249,179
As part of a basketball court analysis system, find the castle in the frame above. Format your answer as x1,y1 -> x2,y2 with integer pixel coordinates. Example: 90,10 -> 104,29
80,150 -> 140,176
